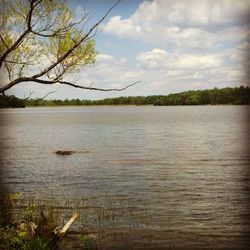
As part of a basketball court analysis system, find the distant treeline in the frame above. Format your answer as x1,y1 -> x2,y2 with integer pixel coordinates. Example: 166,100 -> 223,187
0,95 -> 25,108
0,86 -> 249,108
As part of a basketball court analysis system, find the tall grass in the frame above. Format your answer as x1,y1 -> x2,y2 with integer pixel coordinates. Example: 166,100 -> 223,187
0,192 -> 151,249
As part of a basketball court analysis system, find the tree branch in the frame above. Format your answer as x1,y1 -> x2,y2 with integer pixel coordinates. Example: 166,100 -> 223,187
0,77 -> 57,93
4,60 -> 34,65
0,0 -> 141,96
23,91 -> 35,100
35,86 -> 60,100
0,0 -> 38,69
32,0 -> 122,79
58,80 -> 140,92
29,12 -> 90,38
0,34 -> 9,49
0,29 -> 30,68
0,76 -> 140,94
0,0 -> 41,69
23,86 -> 60,101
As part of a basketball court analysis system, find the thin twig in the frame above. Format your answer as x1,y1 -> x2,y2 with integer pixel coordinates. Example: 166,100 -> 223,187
27,86 -> 61,101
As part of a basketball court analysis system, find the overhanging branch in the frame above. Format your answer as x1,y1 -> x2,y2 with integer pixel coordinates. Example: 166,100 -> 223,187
0,76 -> 140,94
32,0 -> 122,79
58,80 -> 141,91
0,0 -> 141,96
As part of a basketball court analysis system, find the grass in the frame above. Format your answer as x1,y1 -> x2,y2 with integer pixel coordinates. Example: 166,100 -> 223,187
0,192 -> 151,249
0,192 -> 61,249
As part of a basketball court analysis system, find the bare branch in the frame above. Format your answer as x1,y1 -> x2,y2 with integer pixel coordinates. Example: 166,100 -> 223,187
37,86 -> 60,100
89,81 -> 94,88
0,77 -> 58,93
29,12 -> 90,38
58,80 -> 141,92
27,0 -> 36,27
9,4 -> 27,20
4,60 -> 34,65
4,62 -> 13,82
19,64 -> 26,78
24,86 -> 60,101
23,91 -> 34,100
0,76 -> 140,94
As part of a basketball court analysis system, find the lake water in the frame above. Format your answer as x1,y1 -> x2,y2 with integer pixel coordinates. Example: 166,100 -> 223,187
0,106 -> 250,249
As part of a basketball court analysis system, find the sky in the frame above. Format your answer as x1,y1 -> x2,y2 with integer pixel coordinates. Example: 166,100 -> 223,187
6,0 -> 250,100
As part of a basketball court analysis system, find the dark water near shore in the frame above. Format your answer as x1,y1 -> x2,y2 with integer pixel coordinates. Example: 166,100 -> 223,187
0,106 -> 250,249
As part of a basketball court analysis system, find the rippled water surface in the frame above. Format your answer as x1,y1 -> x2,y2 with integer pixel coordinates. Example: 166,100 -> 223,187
0,106 -> 250,249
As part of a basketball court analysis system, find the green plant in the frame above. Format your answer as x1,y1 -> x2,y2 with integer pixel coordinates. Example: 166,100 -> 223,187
0,225 -> 24,249
0,192 -> 61,250
79,234 -> 98,250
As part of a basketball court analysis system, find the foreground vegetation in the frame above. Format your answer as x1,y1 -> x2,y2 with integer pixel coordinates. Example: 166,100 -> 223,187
0,192 -> 150,249
0,86 -> 249,108
0,192 -> 82,250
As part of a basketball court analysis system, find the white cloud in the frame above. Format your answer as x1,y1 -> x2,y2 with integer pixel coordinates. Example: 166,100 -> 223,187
102,0 -> 250,49
6,0 -> 249,99
96,54 -> 114,63
177,54 -> 222,69
227,41 -> 250,67
192,72 -> 203,80
97,0 -> 249,96
7,47 -> 246,99
137,49 -> 222,70
102,15 -> 142,38
71,54 -> 143,89
227,68 -> 245,79
136,49 -> 172,69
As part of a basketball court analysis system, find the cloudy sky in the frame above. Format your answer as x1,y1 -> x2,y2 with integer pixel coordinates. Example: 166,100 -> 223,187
8,0 -> 250,100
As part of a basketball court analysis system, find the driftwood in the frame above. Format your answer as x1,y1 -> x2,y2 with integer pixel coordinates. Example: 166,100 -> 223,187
48,212 -> 80,248
58,212 -> 79,237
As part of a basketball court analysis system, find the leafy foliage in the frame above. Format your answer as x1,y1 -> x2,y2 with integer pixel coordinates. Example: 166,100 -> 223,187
0,192 -> 61,250
0,0 -> 98,92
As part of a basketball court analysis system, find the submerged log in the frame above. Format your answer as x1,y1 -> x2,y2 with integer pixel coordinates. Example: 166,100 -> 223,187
55,150 -> 75,155
55,150 -> 90,156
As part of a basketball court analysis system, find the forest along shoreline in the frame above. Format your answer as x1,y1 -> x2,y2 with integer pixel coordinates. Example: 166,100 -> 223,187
1,86 -> 250,108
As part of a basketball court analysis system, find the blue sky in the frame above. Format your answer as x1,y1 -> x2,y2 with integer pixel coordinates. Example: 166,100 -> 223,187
6,0 -> 250,100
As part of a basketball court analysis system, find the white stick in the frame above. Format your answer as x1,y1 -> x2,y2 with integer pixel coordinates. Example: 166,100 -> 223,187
59,212 -> 79,236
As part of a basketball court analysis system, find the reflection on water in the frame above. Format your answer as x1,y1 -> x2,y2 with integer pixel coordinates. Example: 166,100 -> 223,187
0,106 -> 250,249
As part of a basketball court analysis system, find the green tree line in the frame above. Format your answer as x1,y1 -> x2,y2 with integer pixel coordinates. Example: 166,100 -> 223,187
1,86 -> 249,108
0,95 -> 25,108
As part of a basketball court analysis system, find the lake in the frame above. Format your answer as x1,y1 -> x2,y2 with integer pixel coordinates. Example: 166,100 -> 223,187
0,106 -> 250,249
